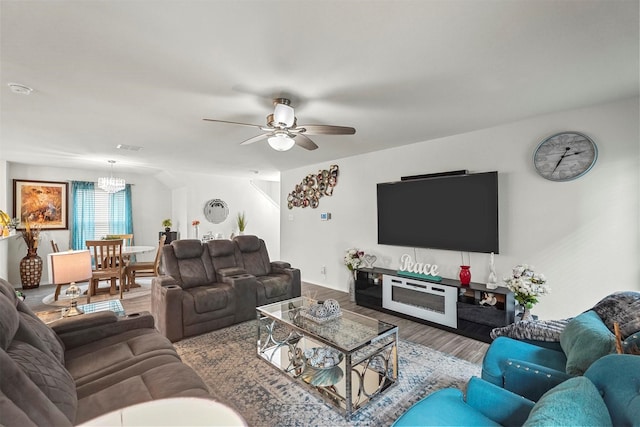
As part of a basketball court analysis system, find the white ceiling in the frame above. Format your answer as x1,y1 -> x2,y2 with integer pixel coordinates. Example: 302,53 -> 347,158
1,1 -> 638,181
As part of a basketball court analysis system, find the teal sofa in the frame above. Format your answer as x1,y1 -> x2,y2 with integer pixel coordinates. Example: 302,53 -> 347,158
393,353 -> 640,426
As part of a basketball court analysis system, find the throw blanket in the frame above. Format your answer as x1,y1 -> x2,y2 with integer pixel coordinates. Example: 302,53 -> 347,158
491,291 -> 640,341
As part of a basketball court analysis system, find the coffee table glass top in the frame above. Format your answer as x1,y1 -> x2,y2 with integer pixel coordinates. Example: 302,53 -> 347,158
36,299 -> 125,323
257,297 -> 396,353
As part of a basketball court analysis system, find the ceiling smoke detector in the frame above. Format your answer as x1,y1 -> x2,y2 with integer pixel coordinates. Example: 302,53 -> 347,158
8,83 -> 33,95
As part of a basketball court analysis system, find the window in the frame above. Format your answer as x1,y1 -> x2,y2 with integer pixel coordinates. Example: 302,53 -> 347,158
71,181 -> 133,249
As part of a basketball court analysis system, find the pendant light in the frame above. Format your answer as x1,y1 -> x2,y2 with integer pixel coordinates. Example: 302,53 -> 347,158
98,160 -> 126,193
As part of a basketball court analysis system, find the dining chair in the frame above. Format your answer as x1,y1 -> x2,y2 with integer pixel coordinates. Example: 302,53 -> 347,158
85,239 -> 123,303
105,234 -> 134,246
122,235 -> 166,298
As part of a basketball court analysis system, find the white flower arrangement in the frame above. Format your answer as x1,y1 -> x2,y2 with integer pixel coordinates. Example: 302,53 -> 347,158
344,248 -> 364,271
504,264 -> 550,308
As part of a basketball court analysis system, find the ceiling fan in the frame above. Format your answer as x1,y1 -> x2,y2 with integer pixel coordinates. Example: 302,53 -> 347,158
203,98 -> 356,151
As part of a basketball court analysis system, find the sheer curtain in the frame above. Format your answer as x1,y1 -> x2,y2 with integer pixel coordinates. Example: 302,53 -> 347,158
109,184 -> 134,241
71,182 -> 134,250
71,181 -> 95,250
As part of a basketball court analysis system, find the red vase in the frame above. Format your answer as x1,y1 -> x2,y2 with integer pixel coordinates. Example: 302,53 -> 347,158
459,265 -> 471,286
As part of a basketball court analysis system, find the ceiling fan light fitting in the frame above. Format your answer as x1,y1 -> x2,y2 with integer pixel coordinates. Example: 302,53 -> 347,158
268,134 -> 295,151
273,103 -> 295,127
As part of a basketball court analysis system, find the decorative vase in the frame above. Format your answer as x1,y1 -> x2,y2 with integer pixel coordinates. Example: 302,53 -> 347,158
20,252 -> 42,289
459,265 -> 471,286
486,252 -> 498,289
194,225 -> 199,239
164,227 -> 171,233
520,305 -> 533,321
348,270 -> 356,302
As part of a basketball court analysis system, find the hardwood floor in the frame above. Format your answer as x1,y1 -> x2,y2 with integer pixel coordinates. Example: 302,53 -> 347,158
302,282 -> 489,364
21,281 -> 489,364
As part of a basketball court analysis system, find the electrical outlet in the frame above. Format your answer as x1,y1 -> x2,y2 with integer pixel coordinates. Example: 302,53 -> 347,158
320,266 -> 326,275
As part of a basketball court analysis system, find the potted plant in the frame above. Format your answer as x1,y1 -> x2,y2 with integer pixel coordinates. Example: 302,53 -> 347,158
162,218 -> 172,232
236,212 -> 247,235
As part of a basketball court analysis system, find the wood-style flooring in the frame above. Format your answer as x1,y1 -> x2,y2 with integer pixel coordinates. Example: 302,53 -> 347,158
21,281 -> 489,364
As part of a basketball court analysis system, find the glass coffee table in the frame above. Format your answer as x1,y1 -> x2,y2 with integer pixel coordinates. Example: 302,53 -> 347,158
257,297 -> 398,418
36,299 -> 126,324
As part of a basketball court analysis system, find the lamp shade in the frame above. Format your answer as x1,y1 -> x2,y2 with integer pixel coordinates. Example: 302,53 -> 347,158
49,250 -> 92,285
268,134 -> 295,151
273,103 -> 295,127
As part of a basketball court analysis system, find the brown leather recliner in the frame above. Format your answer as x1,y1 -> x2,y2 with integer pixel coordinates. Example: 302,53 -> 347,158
233,235 -> 301,306
151,239 -> 256,342
152,236 -> 301,342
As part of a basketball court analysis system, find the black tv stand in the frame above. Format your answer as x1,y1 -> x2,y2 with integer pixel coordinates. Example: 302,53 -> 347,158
355,267 -> 515,343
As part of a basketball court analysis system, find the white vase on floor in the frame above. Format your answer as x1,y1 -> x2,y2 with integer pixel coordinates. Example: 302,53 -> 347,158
348,270 -> 356,302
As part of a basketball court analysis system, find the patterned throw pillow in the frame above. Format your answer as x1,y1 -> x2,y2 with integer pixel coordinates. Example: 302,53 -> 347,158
490,318 -> 570,342
590,291 -> 640,339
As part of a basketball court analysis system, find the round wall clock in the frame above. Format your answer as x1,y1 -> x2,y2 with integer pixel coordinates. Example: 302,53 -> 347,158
533,132 -> 598,181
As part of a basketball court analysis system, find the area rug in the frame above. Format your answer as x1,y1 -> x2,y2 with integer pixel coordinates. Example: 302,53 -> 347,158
174,321 -> 481,426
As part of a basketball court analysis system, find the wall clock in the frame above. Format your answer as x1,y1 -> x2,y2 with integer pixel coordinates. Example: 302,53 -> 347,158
533,132 -> 598,181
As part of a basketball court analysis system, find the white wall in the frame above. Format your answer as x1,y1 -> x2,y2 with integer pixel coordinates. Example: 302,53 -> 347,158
281,97 -> 640,320
168,172 -> 281,260
5,163 -> 172,284
2,163 -> 281,287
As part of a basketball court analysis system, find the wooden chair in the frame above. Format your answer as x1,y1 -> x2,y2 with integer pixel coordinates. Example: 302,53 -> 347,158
122,235 -> 166,298
105,234 -> 134,246
86,239 -> 123,303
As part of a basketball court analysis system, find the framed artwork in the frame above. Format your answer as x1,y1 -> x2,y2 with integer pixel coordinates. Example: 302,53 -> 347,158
13,179 -> 69,230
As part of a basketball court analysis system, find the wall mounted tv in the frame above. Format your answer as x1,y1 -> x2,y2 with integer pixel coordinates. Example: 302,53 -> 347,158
377,171 -> 499,254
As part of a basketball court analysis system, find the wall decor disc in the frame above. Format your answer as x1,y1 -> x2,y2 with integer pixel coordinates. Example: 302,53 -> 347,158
203,199 -> 229,224
533,132 -> 598,182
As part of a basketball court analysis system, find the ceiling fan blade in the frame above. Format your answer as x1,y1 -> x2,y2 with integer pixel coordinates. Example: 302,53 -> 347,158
240,133 -> 270,146
297,125 -> 356,135
203,118 -> 263,129
293,133 -> 319,151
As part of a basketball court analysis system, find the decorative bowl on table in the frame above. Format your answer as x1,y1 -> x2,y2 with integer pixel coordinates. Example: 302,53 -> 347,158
300,299 -> 342,323
300,347 -> 344,386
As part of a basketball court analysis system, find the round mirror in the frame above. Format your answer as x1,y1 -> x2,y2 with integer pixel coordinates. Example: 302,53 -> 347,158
203,199 -> 229,224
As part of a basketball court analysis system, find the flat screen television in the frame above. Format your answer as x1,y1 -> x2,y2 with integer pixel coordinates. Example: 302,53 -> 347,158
377,171 -> 499,253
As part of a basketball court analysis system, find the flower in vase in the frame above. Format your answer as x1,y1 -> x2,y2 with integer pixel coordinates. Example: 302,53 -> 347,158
192,220 -> 200,227
503,264 -> 550,309
344,248 -> 364,271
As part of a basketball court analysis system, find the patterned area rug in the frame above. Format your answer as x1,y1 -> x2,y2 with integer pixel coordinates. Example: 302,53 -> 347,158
174,321 -> 481,426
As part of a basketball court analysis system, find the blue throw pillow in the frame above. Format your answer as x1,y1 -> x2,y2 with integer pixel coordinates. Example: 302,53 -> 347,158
560,310 -> 616,375
523,377 -> 612,426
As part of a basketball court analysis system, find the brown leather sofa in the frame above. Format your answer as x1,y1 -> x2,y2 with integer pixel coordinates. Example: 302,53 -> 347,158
152,236 -> 301,342
0,278 -> 211,426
